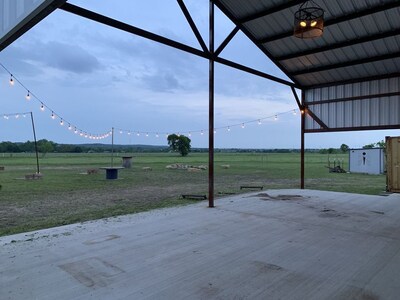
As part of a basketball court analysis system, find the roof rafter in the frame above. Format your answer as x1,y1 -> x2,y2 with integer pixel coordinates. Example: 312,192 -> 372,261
258,1 -> 400,44
215,57 -> 297,87
291,52 -> 400,76
277,29 -> 400,61
59,2 -> 208,59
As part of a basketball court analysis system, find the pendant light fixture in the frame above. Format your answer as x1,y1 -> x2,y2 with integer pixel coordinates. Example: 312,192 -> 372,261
294,0 -> 324,39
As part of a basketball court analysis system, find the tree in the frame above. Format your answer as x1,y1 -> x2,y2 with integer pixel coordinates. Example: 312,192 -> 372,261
167,134 -> 191,156
363,143 -> 375,149
340,144 -> 349,153
376,140 -> 386,149
37,139 -> 55,157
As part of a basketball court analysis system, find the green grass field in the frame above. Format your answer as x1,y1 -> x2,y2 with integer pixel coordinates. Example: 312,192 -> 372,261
0,152 -> 386,236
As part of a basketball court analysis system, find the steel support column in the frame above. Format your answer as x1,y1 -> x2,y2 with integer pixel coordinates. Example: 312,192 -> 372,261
300,90 -> 305,189
208,0 -> 215,207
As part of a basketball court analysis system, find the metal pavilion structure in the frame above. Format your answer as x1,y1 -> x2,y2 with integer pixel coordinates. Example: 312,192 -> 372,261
1,0 -> 399,207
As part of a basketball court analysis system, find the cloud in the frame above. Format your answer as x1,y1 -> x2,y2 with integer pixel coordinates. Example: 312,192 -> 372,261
140,72 -> 181,92
43,41 -> 101,74
1,40 -> 101,75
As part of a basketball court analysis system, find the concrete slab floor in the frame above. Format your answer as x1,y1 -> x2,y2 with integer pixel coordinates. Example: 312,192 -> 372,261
1,189 -> 400,300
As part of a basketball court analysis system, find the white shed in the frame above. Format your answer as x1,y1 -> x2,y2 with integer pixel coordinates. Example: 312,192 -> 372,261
349,148 -> 385,175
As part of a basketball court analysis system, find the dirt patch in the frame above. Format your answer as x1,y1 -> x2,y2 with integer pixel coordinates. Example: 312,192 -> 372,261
252,261 -> 284,273
59,257 -> 124,288
335,285 -> 380,300
252,193 -> 305,201
319,208 -> 348,219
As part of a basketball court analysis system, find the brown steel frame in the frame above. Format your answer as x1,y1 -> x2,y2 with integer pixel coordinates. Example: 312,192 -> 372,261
58,1 -> 301,207
58,0 -> 399,203
3,0 -> 398,204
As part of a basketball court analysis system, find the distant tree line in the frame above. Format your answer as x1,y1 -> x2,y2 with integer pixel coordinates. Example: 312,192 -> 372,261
0,140 -> 167,154
318,140 -> 386,155
0,141 -> 319,154
1,139 -> 385,155
0,140 -> 83,155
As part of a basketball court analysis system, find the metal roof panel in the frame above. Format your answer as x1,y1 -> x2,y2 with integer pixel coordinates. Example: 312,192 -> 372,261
216,0 -> 400,88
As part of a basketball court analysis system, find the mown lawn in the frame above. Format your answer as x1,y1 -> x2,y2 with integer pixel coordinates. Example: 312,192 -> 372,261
0,152 -> 386,236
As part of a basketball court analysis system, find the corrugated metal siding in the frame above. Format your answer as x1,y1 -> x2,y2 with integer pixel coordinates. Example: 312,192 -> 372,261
305,77 -> 400,130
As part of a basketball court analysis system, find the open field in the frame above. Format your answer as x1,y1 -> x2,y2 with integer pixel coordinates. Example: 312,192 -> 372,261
0,152 -> 386,236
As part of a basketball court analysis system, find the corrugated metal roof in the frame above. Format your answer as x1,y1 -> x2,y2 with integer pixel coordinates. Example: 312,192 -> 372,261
215,0 -> 400,88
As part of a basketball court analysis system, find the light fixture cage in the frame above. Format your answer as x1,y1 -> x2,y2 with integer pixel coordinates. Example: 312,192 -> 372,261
294,0 -> 324,39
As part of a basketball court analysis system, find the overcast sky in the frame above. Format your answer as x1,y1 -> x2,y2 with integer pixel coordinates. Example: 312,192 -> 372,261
0,0 -> 397,149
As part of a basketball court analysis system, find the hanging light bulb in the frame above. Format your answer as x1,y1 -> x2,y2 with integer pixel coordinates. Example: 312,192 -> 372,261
214,130 -> 217,134
74,128 -> 78,134
51,112 -> 55,119
9,75 -> 14,86
60,119 -> 64,126
26,91 -> 31,100
227,126 -> 231,132
40,104 -> 45,111
15,114 -> 19,119
188,132 -> 192,137
274,115 -> 278,121
119,130 -> 123,134
146,133 -> 149,137
68,124 -> 72,130
23,114 -> 26,118
241,123 -> 245,129
127,131 -> 131,135
156,133 -> 159,138
258,119 -> 262,125
201,130 -> 204,135
293,109 -> 297,115
4,115 -> 9,120
137,132 -> 140,136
